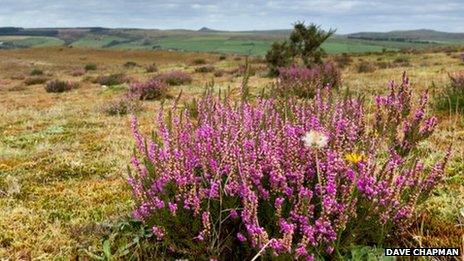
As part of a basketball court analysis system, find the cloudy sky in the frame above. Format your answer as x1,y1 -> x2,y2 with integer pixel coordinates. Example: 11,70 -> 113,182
0,0 -> 463,33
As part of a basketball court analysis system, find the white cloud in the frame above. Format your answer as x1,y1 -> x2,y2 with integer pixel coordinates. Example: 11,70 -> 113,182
0,0 -> 462,33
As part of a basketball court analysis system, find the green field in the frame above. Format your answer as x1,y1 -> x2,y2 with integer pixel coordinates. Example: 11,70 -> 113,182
0,36 -> 64,48
68,35 -> 397,55
1,28 -> 463,55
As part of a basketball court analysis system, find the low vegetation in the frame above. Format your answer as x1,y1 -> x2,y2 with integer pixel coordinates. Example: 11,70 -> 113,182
155,70 -> 192,86
94,73 -> 128,86
30,68 -> 44,76
129,79 -> 168,100
103,94 -> 143,116
435,71 -> 464,113
84,63 -> 97,71
276,62 -> 341,98
24,76 -> 48,85
44,80 -> 79,93
194,65 -> 215,73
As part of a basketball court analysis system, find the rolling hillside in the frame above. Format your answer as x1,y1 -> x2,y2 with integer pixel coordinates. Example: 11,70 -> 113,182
0,27 -> 463,55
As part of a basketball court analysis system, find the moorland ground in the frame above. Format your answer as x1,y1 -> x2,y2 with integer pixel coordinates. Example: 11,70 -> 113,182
0,47 -> 463,259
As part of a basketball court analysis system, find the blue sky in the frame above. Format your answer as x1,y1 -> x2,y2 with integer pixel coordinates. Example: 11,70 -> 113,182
0,0 -> 463,33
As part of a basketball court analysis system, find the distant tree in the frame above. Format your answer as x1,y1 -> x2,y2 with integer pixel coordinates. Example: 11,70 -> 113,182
266,22 -> 335,75
289,22 -> 336,67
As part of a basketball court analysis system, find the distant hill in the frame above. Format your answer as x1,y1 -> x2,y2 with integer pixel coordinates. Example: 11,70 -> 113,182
198,27 -> 217,32
347,29 -> 464,43
0,27 -> 463,54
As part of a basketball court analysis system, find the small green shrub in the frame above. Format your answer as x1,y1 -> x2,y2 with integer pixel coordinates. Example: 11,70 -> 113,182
45,80 -> 79,93
265,41 -> 292,76
192,58 -> 207,65
30,68 -> 43,76
84,63 -> 97,71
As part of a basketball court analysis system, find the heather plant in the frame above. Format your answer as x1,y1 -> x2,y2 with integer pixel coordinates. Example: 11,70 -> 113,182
435,71 -> 464,113
128,73 -> 448,259
71,68 -> 86,77
24,76 -> 48,85
103,93 -> 143,116
155,71 -> 192,86
129,79 -> 168,100
44,80 -> 79,93
276,63 -> 341,98
95,73 -> 128,86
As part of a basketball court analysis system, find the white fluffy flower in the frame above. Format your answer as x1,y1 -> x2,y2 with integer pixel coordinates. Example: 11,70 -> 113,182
301,130 -> 329,149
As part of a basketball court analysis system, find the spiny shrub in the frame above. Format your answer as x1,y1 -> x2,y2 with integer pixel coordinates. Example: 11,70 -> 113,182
95,73 -> 128,86
156,71 -> 192,86
276,63 -> 341,98
219,55 -> 227,61
104,94 -> 143,116
129,73 -> 448,260
30,68 -> 43,76
45,80 -> 79,93
195,65 -> 215,73
130,79 -> 168,100
435,71 -> 464,113
24,76 -> 48,85
84,63 -> 97,71
357,61 -> 376,73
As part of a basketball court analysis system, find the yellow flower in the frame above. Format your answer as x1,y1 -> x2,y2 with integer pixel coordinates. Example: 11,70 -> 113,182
345,153 -> 364,164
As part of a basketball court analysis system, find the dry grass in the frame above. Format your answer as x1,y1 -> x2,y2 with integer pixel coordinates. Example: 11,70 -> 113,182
0,47 -> 463,259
